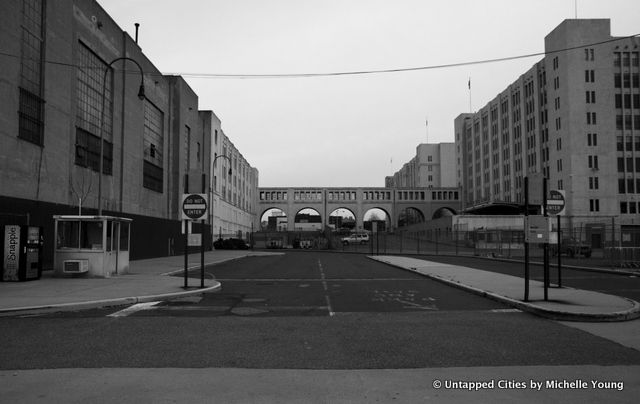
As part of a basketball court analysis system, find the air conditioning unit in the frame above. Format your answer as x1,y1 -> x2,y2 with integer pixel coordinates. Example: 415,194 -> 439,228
63,259 -> 89,274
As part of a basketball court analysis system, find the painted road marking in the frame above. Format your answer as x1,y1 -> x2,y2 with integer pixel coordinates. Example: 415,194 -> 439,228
372,289 -> 438,310
317,259 -> 335,316
107,301 -> 161,317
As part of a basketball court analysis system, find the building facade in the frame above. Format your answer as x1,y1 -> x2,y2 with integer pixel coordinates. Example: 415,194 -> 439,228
208,115 -> 259,239
386,143 -> 457,189
0,0 -> 256,266
455,19 -> 639,231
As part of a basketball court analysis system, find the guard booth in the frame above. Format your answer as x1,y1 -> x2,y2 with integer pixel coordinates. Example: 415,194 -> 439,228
53,216 -> 131,278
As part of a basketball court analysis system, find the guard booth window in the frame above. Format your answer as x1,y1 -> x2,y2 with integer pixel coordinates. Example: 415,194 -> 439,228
81,221 -> 102,249
56,220 -> 103,249
57,221 -> 79,249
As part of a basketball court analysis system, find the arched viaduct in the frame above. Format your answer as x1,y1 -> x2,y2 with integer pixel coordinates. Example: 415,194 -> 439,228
258,187 -> 461,232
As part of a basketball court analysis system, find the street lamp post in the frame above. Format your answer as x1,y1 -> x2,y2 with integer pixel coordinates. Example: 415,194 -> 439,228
98,57 -> 145,216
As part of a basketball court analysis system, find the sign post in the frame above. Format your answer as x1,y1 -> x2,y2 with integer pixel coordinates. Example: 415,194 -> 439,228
542,178 -> 549,301
524,176 -> 530,302
182,182 -> 209,288
547,190 -> 566,288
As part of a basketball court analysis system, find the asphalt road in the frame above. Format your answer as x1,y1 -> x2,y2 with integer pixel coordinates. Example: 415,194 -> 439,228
1,252 -> 640,371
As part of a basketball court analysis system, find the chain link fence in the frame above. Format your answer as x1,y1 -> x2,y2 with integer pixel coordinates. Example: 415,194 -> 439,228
250,215 -> 640,269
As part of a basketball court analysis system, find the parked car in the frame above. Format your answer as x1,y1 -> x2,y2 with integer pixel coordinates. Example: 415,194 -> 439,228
341,233 -> 370,245
213,238 -> 249,250
551,238 -> 592,258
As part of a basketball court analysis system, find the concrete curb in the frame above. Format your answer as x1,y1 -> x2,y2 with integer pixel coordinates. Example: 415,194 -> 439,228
369,256 -> 640,323
365,251 -> 640,277
0,282 -> 221,317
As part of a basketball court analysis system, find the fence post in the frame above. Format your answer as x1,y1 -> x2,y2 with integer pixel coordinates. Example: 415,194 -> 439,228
455,228 -> 459,256
610,216 -> 616,268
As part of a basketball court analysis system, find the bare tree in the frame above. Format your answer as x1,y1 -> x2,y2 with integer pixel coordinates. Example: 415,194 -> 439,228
69,170 -> 93,216
368,212 -> 382,222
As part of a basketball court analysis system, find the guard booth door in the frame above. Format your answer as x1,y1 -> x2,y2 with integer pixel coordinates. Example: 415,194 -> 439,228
105,221 -> 122,275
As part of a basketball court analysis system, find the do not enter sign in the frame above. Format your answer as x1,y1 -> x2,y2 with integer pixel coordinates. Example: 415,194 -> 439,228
547,190 -> 565,215
182,194 -> 208,220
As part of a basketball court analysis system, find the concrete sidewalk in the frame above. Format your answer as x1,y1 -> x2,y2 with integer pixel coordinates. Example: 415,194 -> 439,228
0,250 -> 281,316
370,255 -> 640,322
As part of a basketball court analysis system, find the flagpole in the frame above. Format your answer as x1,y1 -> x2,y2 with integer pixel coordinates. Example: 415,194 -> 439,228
468,77 -> 472,113
425,116 -> 429,143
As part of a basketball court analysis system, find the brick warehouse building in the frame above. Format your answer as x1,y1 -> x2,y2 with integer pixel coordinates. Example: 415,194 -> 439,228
0,0 -> 215,267
454,19 -> 639,243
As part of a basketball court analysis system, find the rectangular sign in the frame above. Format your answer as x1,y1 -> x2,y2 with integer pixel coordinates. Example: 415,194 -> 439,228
524,215 -> 550,243
188,233 -> 202,247
527,173 -> 545,206
3,225 -> 20,281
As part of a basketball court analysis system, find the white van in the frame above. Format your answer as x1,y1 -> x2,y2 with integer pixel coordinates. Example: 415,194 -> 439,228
341,233 -> 370,245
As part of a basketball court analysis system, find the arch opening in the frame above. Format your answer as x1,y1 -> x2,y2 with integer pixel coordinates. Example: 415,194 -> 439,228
432,207 -> 456,220
363,208 -> 390,232
260,208 -> 288,231
294,208 -> 322,231
329,208 -> 356,232
398,207 -> 425,228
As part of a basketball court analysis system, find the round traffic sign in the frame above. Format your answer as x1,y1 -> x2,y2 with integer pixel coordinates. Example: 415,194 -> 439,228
182,194 -> 208,220
547,190 -> 565,215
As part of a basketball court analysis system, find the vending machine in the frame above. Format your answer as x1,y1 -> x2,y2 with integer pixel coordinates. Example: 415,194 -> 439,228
2,225 -> 43,281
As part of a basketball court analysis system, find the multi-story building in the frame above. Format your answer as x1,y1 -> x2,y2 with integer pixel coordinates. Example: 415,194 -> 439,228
208,115 -> 259,239
455,19 -> 639,236
0,0 -> 257,266
386,143 -> 456,189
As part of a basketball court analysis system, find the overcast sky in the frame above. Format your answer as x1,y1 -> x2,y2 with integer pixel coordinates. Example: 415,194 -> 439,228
99,0 -> 640,188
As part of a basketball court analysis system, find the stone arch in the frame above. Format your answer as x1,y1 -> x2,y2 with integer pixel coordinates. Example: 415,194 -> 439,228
294,207 -> 323,231
397,207 -> 425,228
363,207 -> 391,232
432,207 -> 457,220
260,207 -> 288,231
329,207 -> 356,231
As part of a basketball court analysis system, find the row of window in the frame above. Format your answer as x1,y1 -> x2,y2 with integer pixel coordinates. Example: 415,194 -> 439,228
398,191 -> 425,201
617,157 -> 640,173
616,136 -> 640,151
618,178 -> 640,194
620,202 -> 640,214
613,52 -> 640,67
18,0 -> 45,146
614,94 -> 640,109
364,191 -> 392,201
258,190 -> 459,203
73,42 -> 165,193
615,115 -> 640,130
614,73 -> 640,88
432,191 -> 459,201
